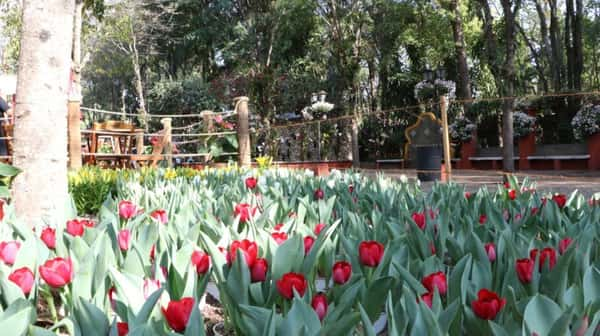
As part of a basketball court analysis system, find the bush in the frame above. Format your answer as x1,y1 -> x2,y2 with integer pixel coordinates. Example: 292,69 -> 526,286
513,112 -> 537,138
449,115 -> 476,142
68,166 -> 117,215
571,104 -> 600,141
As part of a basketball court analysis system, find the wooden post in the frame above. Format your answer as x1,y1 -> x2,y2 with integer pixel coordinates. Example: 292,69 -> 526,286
201,110 -> 214,163
135,130 -> 144,154
161,118 -> 173,167
351,118 -> 360,168
440,96 -> 452,182
67,99 -> 82,169
316,120 -> 321,161
235,96 -> 251,167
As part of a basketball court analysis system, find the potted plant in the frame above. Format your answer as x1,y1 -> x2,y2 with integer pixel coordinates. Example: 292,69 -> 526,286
571,104 -> 600,168
449,116 -> 476,168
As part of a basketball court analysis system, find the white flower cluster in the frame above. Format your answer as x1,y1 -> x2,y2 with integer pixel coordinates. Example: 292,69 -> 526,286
571,104 -> 600,140
513,112 -> 537,138
414,81 -> 434,100
414,79 -> 456,101
433,79 -> 456,100
311,101 -> 335,114
449,116 -> 476,142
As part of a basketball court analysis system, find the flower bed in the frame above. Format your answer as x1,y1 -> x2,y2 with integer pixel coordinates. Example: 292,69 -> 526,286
2,168 -> 600,335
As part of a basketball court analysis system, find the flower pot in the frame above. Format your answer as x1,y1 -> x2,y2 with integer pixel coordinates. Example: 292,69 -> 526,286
588,132 -> 600,170
459,138 -> 477,169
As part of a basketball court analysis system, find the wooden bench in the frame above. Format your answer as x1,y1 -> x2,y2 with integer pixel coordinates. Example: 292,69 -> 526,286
468,147 -> 519,169
375,159 -> 405,169
526,144 -> 590,170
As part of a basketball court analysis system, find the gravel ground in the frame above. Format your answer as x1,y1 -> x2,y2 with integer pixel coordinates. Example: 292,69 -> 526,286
359,169 -> 600,197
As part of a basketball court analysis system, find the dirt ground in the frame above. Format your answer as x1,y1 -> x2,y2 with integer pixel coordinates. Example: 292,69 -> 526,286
360,169 -> 600,196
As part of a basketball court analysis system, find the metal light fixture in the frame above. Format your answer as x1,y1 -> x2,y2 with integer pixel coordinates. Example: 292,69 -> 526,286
318,90 -> 327,102
424,69 -> 434,82
436,68 -> 446,80
311,92 -> 318,103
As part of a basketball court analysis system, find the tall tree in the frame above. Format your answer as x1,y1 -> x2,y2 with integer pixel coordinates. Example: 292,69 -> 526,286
12,0 -> 75,227
449,0 -> 472,109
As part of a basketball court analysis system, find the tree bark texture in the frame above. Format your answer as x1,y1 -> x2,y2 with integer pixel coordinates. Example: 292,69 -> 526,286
13,0 -> 75,227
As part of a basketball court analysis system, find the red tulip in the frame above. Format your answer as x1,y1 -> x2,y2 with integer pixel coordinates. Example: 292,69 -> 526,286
271,232 -> 288,245
40,227 -> 56,249
0,200 -> 4,221
311,293 -> 328,321
8,267 -> 34,294
358,241 -> 385,267
531,207 -> 539,215
485,243 -> 496,262
66,219 -> 85,237
0,241 -> 20,265
421,272 -> 447,296
304,236 -> 315,255
117,322 -> 129,336
81,219 -> 94,227
515,258 -> 534,283
150,245 -> 156,262
465,192 -> 472,199
39,257 -> 73,288
412,212 -> 426,230
245,177 -> 257,189
150,210 -> 168,224
552,194 -> 567,208
118,229 -> 131,251
508,189 -> 517,200
430,242 -> 437,256
314,188 -> 324,200
559,238 -> 573,255
162,297 -> 194,332
530,248 -> 557,271
251,258 -> 268,283
228,239 -> 258,267
108,286 -> 117,310
276,272 -> 307,299
143,278 -> 161,300
332,261 -> 352,285
479,214 -> 487,225
119,200 -> 139,220
348,184 -> 354,193
471,289 -> 506,320
233,203 -> 257,223
314,223 -> 326,235
273,223 -> 284,231
420,292 -> 433,308
191,251 -> 211,275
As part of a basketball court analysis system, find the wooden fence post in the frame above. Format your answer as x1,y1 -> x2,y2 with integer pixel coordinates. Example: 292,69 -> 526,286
351,118 -> 360,168
201,110 -> 214,163
234,96 -> 251,167
440,96 -> 452,182
161,118 -> 173,167
135,130 -> 144,155
68,98 -> 82,169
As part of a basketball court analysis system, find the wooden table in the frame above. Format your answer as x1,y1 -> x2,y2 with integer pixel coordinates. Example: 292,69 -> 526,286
85,124 -> 144,168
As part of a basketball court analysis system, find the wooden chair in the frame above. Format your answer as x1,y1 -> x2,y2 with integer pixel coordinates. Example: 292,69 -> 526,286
88,121 -> 136,168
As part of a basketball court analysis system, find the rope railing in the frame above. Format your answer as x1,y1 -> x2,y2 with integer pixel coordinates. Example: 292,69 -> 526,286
80,107 -> 238,119
81,152 -> 238,158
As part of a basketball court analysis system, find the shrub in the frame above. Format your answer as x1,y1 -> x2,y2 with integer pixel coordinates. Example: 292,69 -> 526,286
513,112 -> 537,138
571,104 -> 600,140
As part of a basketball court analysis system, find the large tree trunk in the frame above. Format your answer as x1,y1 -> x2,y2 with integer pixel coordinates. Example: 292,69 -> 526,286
565,0 -> 575,90
500,0 -> 520,172
12,0 -> 75,227
548,0 -> 563,91
450,0 -> 472,110
573,0 -> 583,90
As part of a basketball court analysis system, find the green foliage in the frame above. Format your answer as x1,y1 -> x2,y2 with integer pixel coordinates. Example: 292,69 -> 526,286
68,166 -> 118,215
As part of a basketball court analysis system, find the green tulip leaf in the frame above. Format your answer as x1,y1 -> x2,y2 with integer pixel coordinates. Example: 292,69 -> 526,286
523,294 -> 562,336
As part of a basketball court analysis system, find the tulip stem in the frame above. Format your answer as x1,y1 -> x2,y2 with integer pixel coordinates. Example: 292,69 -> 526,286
44,291 -> 58,323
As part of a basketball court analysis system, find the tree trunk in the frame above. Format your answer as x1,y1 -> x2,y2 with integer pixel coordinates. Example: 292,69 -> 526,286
130,29 -> 148,128
500,0 -> 520,172
450,0 -> 472,110
565,0 -> 575,90
548,0 -> 563,91
70,0 -> 84,100
12,0 -> 75,227
573,0 -> 583,90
